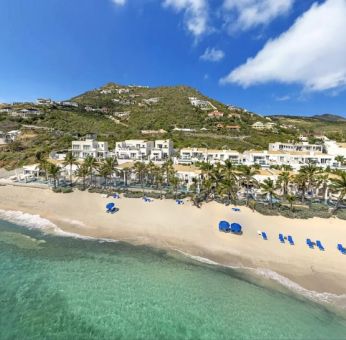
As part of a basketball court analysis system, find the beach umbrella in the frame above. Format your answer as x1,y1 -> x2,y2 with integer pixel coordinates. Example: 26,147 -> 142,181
106,202 -> 115,210
218,221 -> 230,232
231,223 -> 242,233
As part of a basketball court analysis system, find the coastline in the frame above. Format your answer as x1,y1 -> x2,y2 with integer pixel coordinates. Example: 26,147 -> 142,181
1,184 -> 346,300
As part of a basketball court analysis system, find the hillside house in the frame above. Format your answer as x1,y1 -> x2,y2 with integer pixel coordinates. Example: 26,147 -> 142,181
208,110 -> 224,118
71,136 -> 110,160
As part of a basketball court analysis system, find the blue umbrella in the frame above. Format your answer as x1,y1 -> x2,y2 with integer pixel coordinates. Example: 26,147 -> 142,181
106,202 -> 115,210
219,221 -> 230,232
231,223 -> 242,233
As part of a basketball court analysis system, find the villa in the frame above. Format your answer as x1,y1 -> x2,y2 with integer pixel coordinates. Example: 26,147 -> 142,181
208,110 -> 224,118
71,135 -> 110,160
177,147 -> 240,165
189,97 -> 211,110
115,139 -> 174,162
269,142 -> 323,153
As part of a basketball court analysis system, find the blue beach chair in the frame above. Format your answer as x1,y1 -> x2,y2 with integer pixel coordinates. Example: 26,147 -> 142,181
337,244 -> 346,255
316,240 -> 325,251
306,239 -> 314,249
287,235 -> 294,245
261,232 -> 268,240
279,234 -> 285,243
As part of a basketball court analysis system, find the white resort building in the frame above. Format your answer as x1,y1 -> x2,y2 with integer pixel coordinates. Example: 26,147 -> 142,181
71,135 -> 110,160
177,148 -> 240,165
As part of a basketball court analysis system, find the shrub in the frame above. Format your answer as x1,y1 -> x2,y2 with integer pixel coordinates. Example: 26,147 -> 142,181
254,204 -> 279,216
124,191 -> 144,198
52,187 -> 62,193
336,209 -> 346,220
61,187 -> 73,194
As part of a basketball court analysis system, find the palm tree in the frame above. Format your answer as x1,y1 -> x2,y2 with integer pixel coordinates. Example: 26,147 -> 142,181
63,151 -> 78,187
316,173 -> 329,204
84,155 -> 98,187
239,165 -> 259,206
198,162 -> 214,180
162,159 -> 174,186
299,163 -> 321,205
294,172 -> 308,204
133,161 -> 147,194
285,194 -> 297,212
329,171 -> 346,213
102,157 -> 118,187
76,163 -> 89,190
170,176 -> 180,199
35,151 -> 49,181
260,178 -> 277,209
335,155 -> 345,167
98,161 -> 113,188
277,171 -> 291,195
218,178 -> 238,203
47,163 -> 60,189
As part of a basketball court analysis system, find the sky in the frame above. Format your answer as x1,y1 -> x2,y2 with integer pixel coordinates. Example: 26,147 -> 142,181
0,0 -> 346,117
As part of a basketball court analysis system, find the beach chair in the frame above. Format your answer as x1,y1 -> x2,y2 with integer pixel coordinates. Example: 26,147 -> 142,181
232,208 -> 240,212
261,232 -> 268,240
287,235 -> 294,246
316,240 -> 325,251
337,244 -> 346,255
279,234 -> 285,243
306,239 -> 314,249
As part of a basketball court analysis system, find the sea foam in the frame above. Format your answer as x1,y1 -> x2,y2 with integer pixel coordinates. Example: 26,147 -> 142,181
175,249 -> 346,311
0,209 -> 118,243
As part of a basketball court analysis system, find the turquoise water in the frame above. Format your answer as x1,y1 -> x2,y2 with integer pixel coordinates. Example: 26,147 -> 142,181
1,219 -> 346,339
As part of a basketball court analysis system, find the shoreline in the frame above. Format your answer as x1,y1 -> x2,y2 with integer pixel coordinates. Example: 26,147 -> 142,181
1,185 -> 346,300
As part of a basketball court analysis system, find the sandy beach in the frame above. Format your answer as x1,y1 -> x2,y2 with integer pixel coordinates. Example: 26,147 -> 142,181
1,184 -> 346,296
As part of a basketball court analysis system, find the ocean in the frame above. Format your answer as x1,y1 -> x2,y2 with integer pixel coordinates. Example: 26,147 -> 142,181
1,216 -> 346,339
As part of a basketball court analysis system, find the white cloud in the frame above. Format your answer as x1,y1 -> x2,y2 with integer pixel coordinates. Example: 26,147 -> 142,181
223,0 -> 295,31
163,0 -> 209,37
221,0 -> 346,92
200,47 -> 225,62
111,0 -> 126,5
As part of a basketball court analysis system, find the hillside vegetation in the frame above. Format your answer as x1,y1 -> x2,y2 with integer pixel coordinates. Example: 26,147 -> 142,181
0,82 -> 346,169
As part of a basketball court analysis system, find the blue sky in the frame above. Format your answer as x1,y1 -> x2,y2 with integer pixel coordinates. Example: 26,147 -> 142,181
0,0 -> 345,116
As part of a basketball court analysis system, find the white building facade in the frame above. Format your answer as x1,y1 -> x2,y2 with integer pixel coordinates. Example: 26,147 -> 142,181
71,137 -> 110,160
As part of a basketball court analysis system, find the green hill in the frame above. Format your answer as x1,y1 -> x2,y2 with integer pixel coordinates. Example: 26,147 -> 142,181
0,82 -> 345,169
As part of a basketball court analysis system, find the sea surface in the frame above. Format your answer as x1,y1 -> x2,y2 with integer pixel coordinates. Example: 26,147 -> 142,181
1,217 -> 346,339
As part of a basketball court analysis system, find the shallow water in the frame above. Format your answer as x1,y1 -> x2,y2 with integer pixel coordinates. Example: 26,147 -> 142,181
1,219 -> 346,339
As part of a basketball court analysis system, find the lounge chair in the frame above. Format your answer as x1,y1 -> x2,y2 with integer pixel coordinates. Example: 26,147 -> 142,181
261,232 -> 268,240
232,208 -> 240,212
316,240 -> 325,251
287,235 -> 294,245
306,238 -> 314,249
279,234 -> 285,243
337,244 -> 346,255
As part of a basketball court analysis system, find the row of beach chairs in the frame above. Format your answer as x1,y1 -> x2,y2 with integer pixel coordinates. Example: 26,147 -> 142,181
259,232 -> 345,255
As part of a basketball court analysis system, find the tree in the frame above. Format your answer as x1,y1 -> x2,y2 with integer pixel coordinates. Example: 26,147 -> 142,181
277,171 -> 291,196
133,161 -> 147,194
285,194 -> 296,212
335,155 -> 345,167
76,163 -> 89,190
316,173 -> 329,204
170,176 -> 180,199
239,165 -> 259,206
260,178 -> 277,209
299,163 -> 321,205
47,163 -> 60,189
35,151 -> 49,181
294,172 -> 308,204
84,155 -> 98,186
329,171 -> 346,213
63,151 -> 78,186
98,160 -> 113,188
162,159 -> 174,186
